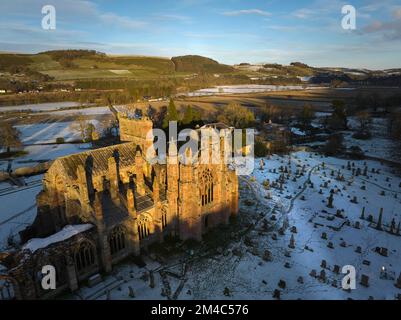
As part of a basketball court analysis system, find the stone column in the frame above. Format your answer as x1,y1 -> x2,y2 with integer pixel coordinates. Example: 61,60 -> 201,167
167,138 -> 179,236
153,179 -> 164,242
66,255 -> 78,292
108,157 -> 120,203
76,164 -> 90,210
127,188 -> 140,256
94,192 -> 112,273
135,148 -> 145,196
179,148 -> 202,241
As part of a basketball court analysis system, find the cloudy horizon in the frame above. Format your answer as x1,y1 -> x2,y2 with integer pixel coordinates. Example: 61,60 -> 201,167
1,0 -> 401,69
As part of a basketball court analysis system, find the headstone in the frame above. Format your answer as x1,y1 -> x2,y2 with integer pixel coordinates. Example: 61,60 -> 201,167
360,274 -> 370,287
262,250 -> 272,262
376,208 -> 383,230
128,286 -> 135,298
289,234 -> 295,249
395,272 -> 401,289
88,274 -> 102,287
297,276 -> 304,284
355,246 -> 362,253
320,269 -> 326,282
273,289 -> 280,300
149,271 -> 155,288
390,218 -> 396,234
278,280 -> 286,289
333,265 -> 340,274
327,242 -> 334,249
327,193 -> 334,208
321,260 -> 327,269
223,287 -> 230,297
310,269 -> 317,277
321,232 -> 328,240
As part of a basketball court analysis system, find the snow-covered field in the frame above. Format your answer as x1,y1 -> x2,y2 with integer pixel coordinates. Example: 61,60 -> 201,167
0,102 -> 82,113
186,85 -> 328,97
344,117 -> 401,164
49,107 -> 112,116
0,177 -> 43,250
16,120 -> 101,144
59,151 -> 401,300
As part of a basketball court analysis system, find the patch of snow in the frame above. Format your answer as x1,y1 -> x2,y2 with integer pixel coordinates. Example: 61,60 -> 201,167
109,70 -> 131,75
291,127 -> 306,136
23,224 -> 93,253
185,84 -> 328,96
0,102 -> 82,113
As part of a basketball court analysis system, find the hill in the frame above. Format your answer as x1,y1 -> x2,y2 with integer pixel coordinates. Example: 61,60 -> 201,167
171,55 -> 235,74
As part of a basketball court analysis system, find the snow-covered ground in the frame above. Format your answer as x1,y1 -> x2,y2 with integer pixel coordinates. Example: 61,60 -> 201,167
0,144 -> 92,172
59,151 -> 401,300
49,107 -> 112,116
23,224 -> 93,253
0,102 -> 82,113
0,179 -> 42,250
344,116 -> 401,164
186,85 -> 328,97
15,120 -> 101,144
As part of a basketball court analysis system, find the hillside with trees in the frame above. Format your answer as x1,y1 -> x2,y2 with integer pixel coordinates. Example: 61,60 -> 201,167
171,55 -> 234,74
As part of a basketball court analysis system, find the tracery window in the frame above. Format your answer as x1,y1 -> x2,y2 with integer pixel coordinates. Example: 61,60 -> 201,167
109,226 -> 126,255
200,169 -> 214,206
137,216 -> 150,240
0,278 -> 15,300
162,208 -> 168,229
74,241 -> 96,272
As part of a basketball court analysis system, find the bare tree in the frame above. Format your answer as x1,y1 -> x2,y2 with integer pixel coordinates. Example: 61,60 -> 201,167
0,122 -> 22,153
356,111 -> 371,131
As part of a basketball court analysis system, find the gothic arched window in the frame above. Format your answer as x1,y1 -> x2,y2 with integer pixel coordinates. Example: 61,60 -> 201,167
74,241 -> 96,272
200,169 -> 214,207
162,208 -> 168,229
108,226 -> 126,255
137,216 -> 150,240
0,278 -> 15,300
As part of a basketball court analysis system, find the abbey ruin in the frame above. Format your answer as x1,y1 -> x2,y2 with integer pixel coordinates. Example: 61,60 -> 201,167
0,114 -> 239,299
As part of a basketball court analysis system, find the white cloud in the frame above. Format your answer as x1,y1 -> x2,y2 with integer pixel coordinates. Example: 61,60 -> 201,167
154,14 -> 192,23
98,13 -> 147,29
360,7 -> 401,40
222,9 -> 271,17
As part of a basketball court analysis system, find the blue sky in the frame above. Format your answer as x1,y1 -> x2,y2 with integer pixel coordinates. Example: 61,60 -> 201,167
1,0 -> 401,69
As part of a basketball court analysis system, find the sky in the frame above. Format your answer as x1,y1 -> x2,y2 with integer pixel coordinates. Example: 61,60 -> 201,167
0,0 -> 401,69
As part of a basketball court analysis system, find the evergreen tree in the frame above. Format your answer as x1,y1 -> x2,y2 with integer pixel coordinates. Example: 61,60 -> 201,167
162,98 -> 179,129
182,105 -> 194,126
300,103 -> 315,128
